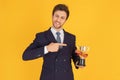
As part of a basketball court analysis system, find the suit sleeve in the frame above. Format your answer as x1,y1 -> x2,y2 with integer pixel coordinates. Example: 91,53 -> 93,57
72,36 -> 80,69
22,33 -> 45,60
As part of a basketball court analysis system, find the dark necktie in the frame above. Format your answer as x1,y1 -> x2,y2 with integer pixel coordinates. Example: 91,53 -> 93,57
56,32 -> 61,43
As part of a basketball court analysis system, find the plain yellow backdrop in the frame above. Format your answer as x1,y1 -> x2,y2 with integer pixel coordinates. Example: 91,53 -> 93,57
0,0 -> 120,80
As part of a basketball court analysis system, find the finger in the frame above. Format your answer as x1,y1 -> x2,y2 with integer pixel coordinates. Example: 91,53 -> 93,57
76,61 -> 78,64
75,61 -> 79,66
75,50 -> 82,55
79,66 -> 85,68
75,50 -> 81,53
58,43 -> 67,46
49,42 -> 54,45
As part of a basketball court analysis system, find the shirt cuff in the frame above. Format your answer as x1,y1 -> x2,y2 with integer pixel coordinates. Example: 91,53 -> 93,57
44,46 -> 48,54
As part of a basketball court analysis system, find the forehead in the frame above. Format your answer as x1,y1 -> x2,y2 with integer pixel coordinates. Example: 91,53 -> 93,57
53,10 -> 67,17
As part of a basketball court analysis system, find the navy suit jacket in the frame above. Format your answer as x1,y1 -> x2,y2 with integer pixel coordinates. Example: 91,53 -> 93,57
22,28 -> 80,80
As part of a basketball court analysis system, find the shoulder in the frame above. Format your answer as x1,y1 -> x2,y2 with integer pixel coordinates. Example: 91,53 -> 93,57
65,31 -> 76,38
64,31 -> 76,42
35,30 -> 48,37
33,30 -> 49,42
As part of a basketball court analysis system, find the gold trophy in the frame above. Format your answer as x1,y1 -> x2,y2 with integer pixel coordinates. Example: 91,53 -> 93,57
75,46 -> 89,66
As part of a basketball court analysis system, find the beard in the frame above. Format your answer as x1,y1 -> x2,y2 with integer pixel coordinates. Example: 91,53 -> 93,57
53,21 -> 62,29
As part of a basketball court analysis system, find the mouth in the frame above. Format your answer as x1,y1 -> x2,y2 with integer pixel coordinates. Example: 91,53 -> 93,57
55,21 -> 60,25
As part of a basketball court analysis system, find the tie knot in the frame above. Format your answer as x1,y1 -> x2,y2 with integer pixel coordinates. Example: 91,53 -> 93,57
56,32 -> 60,36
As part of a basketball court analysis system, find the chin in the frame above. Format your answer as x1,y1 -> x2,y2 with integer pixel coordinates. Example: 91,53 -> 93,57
54,26 -> 62,29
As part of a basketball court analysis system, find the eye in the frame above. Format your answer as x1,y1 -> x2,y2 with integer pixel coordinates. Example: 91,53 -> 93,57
55,15 -> 59,18
61,16 -> 65,20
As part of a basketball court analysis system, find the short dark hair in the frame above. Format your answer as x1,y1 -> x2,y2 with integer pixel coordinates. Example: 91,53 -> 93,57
52,4 -> 70,20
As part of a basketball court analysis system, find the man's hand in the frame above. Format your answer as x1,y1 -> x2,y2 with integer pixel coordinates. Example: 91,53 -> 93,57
75,61 -> 85,68
46,42 -> 67,52
75,50 -> 88,58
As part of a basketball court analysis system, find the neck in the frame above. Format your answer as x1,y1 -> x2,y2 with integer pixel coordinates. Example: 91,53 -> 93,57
52,26 -> 63,32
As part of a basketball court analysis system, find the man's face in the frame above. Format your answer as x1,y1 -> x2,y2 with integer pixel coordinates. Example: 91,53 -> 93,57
52,10 -> 67,29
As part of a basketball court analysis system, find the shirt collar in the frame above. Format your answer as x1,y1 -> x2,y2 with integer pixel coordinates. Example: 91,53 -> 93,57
50,27 -> 64,35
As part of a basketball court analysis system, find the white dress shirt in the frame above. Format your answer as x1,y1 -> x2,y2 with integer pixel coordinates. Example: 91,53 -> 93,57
44,27 -> 64,54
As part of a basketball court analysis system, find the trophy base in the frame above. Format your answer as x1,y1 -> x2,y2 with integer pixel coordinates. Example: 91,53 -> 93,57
77,59 -> 86,66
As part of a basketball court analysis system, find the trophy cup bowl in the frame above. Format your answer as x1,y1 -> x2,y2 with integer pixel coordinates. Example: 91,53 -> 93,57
75,46 -> 89,66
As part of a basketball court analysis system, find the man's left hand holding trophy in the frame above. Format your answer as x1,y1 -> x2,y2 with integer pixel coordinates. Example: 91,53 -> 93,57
75,46 -> 89,68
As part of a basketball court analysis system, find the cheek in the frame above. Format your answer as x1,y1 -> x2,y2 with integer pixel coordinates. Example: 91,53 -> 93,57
52,19 -> 56,25
53,18 -> 57,22
61,20 -> 66,24
52,16 -> 56,21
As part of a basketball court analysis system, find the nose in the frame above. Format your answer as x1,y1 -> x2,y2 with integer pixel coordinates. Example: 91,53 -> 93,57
56,17 -> 61,22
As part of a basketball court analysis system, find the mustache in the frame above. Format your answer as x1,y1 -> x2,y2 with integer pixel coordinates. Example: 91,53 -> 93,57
55,21 -> 61,24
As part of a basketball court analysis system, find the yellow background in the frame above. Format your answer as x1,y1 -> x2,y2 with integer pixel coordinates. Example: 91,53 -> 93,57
0,0 -> 120,80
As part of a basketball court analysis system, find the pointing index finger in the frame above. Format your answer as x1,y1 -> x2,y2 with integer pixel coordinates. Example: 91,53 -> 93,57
58,43 -> 67,46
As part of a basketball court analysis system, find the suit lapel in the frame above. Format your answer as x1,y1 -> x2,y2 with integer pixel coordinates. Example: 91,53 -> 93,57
45,28 -> 69,44
63,29 -> 69,44
45,28 -> 57,43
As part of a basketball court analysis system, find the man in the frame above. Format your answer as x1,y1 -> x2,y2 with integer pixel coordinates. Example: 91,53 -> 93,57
22,4 -> 83,80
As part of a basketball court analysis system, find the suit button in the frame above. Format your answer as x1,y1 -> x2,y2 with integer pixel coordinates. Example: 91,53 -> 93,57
56,59 -> 58,62
38,54 -> 41,57
64,70 -> 66,72
63,59 -> 66,62
55,69 -> 57,72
